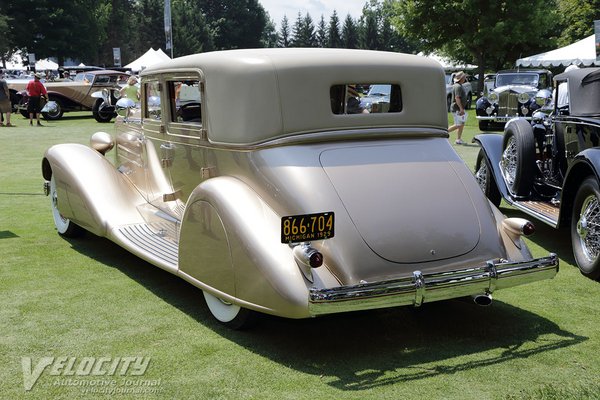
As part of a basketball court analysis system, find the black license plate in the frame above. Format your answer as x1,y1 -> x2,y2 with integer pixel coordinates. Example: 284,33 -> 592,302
281,212 -> 334,243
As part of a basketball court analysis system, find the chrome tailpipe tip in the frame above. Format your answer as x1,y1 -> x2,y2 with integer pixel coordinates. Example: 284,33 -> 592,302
472,293 -> 493,306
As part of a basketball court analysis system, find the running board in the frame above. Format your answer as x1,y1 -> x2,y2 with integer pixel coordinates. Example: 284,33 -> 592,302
511,200 -> 560,228
111,222 -> 179,273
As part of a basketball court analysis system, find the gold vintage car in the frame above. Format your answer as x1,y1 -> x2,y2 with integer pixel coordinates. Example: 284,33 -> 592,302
42,49 -> 558,329
8,70 -> 127,122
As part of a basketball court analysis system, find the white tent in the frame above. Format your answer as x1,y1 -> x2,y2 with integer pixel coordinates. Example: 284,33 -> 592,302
35,58 -> 59,71
417,52 -> 477,70
124,48 -> 171,72
516,35 -> 600,67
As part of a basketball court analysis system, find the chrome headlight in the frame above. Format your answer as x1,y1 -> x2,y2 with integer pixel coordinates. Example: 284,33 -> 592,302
535,89 -> 552,107
517,93 -> 531,104
532,111 -> 546,123
488,92 -> 499,103
113,89 -> 122,99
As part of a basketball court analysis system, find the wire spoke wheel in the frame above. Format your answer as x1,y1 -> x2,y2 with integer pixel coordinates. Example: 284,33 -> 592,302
501,135 -> 518,188
576,194 -> 600,263
572,176 -> 600,280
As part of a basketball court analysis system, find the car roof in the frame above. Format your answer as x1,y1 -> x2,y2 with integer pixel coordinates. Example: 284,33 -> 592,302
556,67 -> 600,117
141,48 -> 448,145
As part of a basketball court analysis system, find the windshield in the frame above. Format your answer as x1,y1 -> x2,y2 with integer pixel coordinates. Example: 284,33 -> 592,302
496,73 -> 539,87
367,84 -> 391,97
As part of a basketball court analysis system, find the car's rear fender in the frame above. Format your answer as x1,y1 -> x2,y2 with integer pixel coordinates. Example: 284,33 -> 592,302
474,133 -> 511,199
178,176 -> 339,319
42,143 -> 146,237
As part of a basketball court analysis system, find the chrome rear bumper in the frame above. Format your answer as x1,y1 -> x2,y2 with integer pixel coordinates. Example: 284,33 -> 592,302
308,254 -> 558,316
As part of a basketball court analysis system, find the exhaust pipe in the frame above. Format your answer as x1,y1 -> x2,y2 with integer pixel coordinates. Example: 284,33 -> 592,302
472,293 -> 493,306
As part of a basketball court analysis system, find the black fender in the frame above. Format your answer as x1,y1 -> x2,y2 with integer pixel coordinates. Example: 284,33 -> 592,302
42,143 -> 146,237
558,149 -> 600,228
474,133 -> 512,202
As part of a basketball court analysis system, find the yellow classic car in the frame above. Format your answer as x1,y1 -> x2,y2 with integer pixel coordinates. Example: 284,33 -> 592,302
8,70 -> 128,122
42,48 -> 558,329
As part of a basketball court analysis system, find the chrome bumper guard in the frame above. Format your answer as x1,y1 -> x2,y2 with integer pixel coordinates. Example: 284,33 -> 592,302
308,254 -> 558,316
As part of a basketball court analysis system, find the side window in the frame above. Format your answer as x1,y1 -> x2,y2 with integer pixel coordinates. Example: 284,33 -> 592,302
168,80 -> 202,124
330,83 -> 402,114
144,81 -> 162,120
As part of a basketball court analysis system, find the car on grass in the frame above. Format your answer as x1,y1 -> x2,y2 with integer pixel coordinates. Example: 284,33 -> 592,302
475,69 -> 553,131
474,67 -> 600,280
42,48 -> 558,329
8,70 -> 128,122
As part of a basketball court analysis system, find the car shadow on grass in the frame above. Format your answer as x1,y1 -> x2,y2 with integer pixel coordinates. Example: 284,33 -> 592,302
65,233 -> 586,391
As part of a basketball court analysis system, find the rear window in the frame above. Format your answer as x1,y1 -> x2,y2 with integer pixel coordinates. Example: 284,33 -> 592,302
330,84 -> 402,114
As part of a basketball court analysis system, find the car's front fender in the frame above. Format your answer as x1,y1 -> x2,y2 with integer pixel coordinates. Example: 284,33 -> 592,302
42,143 -> 146,237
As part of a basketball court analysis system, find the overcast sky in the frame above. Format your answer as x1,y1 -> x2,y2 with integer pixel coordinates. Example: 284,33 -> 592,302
260,0 -> 367,27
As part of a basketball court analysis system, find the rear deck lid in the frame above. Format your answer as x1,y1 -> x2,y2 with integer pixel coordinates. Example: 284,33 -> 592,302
320,141 -> 481,263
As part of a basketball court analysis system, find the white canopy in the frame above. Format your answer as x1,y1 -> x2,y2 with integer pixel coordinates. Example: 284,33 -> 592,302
417,52 -> 477,70
35,59 -> 59,71
124,48 -> 171,72
516,35 -> 600,67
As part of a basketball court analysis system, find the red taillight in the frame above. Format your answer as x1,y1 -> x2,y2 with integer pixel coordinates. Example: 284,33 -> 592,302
522,221 -> 535,236
309,251 -> 323,268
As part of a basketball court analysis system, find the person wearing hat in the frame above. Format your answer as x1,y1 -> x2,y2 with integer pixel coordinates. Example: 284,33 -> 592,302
26,72 -> 48,126
0,70 -> 15,127
121,75 -> 140,102
448,71 -> 468,144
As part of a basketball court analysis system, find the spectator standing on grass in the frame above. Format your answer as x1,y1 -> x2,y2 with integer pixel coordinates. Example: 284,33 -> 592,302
448,71 -> 468,145
26,73 -> 48,126
121,75 -> 140,104
0,70 -> 15,127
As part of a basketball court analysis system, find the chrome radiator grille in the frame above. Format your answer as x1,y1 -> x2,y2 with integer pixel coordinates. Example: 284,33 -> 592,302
498,89 -> 518,116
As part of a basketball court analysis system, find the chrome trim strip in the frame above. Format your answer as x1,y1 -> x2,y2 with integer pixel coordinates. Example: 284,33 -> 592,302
308,254 -> 558,316
476,116 -> 532,121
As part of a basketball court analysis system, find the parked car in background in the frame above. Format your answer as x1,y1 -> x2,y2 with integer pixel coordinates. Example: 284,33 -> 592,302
358,83 -> 391,112
8,70 -> 128,122
475,69 -> 553,131
474,67 -> 600,280
445,72 -> 473,111
42,49 -> 557,329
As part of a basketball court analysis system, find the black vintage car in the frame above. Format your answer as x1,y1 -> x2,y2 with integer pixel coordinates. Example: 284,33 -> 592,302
474,67 -> 600,280
475,69 -> 553,131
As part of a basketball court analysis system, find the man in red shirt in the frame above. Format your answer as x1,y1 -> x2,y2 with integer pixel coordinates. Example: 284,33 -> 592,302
26,73 -> 48,126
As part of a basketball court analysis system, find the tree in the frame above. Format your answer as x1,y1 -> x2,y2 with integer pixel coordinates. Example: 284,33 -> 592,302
261,17 -> 279,48
556,0 -> 600,46
327,11 -> 342,48
360,11 -> 379,50
316,15 -> 328,48
94,0 -> 137,66
172,0 -> 214,57
392,0 -> 560,92
277,15 -> 291,47
135,0 -> 165,57
0,12 -> 11,67
3,0 -> 99,65
291,12 -> 316,47
341,14 -> 359,49
200,0 -> 268,49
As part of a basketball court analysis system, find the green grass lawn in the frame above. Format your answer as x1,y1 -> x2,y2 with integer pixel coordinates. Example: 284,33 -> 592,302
1,112 -> 599,400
